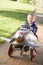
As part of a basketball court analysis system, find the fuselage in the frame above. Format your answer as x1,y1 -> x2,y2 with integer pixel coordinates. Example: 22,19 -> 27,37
13,28 -> 37,45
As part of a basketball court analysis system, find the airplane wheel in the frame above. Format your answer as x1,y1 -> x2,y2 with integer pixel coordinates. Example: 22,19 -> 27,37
8,44 -> 13,57
30,49 -> 35,61
8,44 -> 24,57
31,52 -> 35,61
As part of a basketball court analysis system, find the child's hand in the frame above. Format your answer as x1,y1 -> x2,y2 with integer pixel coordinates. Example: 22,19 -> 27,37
30,27 -> 33,31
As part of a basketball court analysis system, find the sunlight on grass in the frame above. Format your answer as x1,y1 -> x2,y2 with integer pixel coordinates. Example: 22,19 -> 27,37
0,0 -> 35,11
0,16 -> 24,37
0,14 -> 25,43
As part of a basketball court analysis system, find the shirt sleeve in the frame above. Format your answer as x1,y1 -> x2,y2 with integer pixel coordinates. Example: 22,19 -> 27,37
22,22 -> 30,29
31,22 -> 38,34
33,27 -> 38,34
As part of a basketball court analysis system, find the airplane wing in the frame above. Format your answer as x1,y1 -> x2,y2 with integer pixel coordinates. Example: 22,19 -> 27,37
0,37 -> 43,47
0,37 -> 11,43
28,43 -> 43,47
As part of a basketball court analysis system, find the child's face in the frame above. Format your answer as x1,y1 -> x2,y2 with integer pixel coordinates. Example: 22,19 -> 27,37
27,15 -> 33,24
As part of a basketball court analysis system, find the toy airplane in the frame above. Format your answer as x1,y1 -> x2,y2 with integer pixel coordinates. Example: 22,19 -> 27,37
0,28 -> 43,61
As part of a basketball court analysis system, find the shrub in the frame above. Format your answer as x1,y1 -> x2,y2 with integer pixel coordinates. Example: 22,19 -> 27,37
11,0 -> 17,1
18,0 -> 37,5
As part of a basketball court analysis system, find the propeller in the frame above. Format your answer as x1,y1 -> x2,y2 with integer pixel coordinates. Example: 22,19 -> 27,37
28,43 -> 43,47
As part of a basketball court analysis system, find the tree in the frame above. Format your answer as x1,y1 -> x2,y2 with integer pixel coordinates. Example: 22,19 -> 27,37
18,0 -> 37,5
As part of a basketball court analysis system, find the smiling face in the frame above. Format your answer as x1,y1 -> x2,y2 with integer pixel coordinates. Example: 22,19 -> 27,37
27,14 -> 33,24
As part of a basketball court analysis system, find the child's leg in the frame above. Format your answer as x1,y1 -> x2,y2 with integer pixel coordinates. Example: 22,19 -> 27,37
34,33 -> 38,40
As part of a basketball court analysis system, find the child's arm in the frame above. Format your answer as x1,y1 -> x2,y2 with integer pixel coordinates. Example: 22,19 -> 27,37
31,23 -> 38,39
22,22 -> 30,29
31,22 -> 38,34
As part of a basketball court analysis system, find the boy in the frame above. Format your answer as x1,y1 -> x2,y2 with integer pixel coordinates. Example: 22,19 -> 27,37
23,13 -> 38,61
22,13 -> 38,39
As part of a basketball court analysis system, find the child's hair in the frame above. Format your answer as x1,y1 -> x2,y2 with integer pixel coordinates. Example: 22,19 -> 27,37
27,13 -> 34,18
27,13 -> 37,22
27,13 -> 34,21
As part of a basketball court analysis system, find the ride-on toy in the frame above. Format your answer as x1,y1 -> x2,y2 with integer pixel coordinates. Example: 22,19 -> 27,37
0,28 -> 43,61
7,28 -> 39,61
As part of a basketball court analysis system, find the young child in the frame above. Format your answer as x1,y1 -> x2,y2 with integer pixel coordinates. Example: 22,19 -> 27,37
22,13 -> 38,61
22,13 -> 38,39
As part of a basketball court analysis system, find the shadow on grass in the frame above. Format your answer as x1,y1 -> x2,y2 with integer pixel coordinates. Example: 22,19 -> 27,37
0,10 -> 33,21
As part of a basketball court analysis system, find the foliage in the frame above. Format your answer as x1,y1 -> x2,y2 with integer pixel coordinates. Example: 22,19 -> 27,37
18,0 -> 37,5
11,0 -> 17,1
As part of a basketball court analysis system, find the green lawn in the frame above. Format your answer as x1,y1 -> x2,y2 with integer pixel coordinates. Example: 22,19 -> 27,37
0,0 -> 35,44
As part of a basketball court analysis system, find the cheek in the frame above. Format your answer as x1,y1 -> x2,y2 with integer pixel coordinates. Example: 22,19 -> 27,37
30,19 -> 32,22
27,18 -> 33,22
29,18 -> 32,21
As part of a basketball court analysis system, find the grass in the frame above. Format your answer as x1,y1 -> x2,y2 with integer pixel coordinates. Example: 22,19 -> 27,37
0,0 -> 35,44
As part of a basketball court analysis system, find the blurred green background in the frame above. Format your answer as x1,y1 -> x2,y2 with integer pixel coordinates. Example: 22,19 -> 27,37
0,0 -> 35,44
